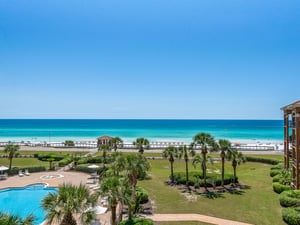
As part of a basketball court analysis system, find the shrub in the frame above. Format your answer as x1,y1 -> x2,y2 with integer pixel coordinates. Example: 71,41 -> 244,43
273,182 -> 292,194
173,172 -> 234,187
64,140 -> 75,147
37,153 -> 65,161
280,190 -> 300,207
58,157 -> 73,167
246,156 -> 279,165
271,163 -> 284,170
272,174 -> 280,182
270,169 -> 281,177
9,166 -> 46,175
77,156 -> 103,164
136,186 -> 149,204
282,207 -> 300,225
118,218 -> 154,225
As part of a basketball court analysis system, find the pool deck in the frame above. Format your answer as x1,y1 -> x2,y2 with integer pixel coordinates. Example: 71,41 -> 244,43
0,171 -> 89,189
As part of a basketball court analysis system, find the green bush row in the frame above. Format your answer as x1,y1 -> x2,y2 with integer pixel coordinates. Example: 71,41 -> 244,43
58,157 -> 73,167
282,207 -> 300,225
77,156 -> 103,165
36,153 -> 65,161
272,174 -> 280,182
8,166 -> 46,175
271,163 -> 284,170
280,190 -> 300,207
270,169 -> 281,177
173,172 -> 235,187
273,182 -> 292,194
246,156 -> 279,165
118,218 -> 153,225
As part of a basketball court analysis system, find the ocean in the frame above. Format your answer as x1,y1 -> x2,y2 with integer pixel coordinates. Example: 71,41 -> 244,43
0,119 -> 284,144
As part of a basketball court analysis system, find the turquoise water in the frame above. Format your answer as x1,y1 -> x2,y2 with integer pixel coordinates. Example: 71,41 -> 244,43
0,119 -> 283,143
0,184 -> 56,225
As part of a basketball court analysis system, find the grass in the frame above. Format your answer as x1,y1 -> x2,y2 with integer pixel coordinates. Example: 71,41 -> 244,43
0,158 -> 48,167
139,156 -> 285,225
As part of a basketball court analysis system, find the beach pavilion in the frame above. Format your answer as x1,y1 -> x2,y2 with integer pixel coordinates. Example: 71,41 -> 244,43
97,136 -> 112,147
281,100 -> 300,189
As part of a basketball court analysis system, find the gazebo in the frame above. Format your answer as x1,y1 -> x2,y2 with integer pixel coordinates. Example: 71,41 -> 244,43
281,100 -> 300,189
96,136 -> 112,147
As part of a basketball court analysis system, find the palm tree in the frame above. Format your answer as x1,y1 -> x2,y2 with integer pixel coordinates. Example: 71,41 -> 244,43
226,148 -> 246,184
98,144 -> 111,164
192,154 -> 214,185
99,176 -> 131,225
109,152 -> 126,176
178,144 -> 195,187
4,144 -> 20,171
133,137 -> 150,154
109,137 -> 123,152
218,139 -> 231,187
41,183 -> 97,225
192,133 -> 217,188
125,154 -> 150,218
162,146 -> 180,184
0,211 -> 35,225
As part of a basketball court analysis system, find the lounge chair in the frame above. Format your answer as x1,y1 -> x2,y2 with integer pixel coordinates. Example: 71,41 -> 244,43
25,169 -> 30,176
18,170 -> 24,177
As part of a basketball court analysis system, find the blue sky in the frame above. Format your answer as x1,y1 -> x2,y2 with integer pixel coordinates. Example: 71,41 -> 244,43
0,0 -> 299,119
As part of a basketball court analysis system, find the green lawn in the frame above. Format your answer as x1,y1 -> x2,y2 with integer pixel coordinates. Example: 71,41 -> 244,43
139,157 -> 285,225
0,158 -> 49,168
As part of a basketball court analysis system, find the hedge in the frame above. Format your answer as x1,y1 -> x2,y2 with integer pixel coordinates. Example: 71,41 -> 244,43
77,156 -> 103,165
273,182 -> 292,194
58,157 -> 73,167
272,174 -> 280,182
36,153 -> 65,161
271,163 -> 284,170
245,156 -> 279,165
9,166 -> 46,175
280,190 -> 300,207
282,207 -> 300,225
118,218 -> 154,225
173,172 -> 235,187
270,169 -> 281,177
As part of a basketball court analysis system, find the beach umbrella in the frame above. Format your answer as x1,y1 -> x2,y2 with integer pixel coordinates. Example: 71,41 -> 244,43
88,164 -> 99,169
0,165 -> 8,171
0,165 -> 8,175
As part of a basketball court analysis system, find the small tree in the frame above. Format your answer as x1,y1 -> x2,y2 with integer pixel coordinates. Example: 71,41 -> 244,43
226,148 -> 246,184
4,144 -> 20,171
109,137 -> 123,152
162,146 -> 179,184
133,138 -> 150,154
218,139 -> 231,187
64,140 -> 75,147
178,144 -> 195,187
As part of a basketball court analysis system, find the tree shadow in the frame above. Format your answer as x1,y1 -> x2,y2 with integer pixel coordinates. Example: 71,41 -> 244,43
201,190 -> 225,199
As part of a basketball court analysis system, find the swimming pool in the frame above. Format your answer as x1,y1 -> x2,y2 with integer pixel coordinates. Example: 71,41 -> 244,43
0,184 -> 56,225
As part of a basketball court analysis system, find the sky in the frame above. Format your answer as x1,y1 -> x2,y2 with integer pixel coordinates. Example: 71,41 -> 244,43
0,0 -> 300,119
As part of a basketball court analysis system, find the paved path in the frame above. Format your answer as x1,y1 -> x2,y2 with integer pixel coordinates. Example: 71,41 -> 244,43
146,214 -> 253,225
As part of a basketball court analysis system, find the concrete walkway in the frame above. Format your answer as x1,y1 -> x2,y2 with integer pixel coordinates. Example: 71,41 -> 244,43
146,214 -> 253,225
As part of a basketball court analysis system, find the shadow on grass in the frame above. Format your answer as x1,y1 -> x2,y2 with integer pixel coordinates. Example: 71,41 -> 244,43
202,191 -> 225,199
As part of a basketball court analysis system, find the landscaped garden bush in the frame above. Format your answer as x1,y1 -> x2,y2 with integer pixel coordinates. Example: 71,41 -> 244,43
37,153 -> 65,161
245,156 -> 279,165
271,163 -> 284,170
9,166 -> 46,175
273,182 -> 292,194
282,207 -> 300,225
58,157 -> 73,167
173,172 -> 235,187
136,186 -> 149,204
280,190 -> 300,207
273,174 -> 280,182
270,169 -> 281,177
118,218 -> 153,225
77,156 -> 103,164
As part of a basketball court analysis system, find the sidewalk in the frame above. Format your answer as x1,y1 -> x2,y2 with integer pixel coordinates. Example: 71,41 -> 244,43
146,214 -> 253,225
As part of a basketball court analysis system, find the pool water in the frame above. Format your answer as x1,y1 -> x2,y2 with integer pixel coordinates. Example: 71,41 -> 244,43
0,184 -> 56,225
